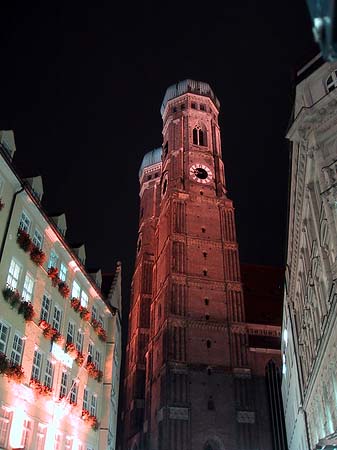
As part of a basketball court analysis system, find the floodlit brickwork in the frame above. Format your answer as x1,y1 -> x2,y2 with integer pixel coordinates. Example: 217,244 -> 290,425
123,80 -> 283,450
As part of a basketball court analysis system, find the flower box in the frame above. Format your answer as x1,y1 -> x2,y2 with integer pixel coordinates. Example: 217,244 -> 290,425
2,286 -> 21,308
81,409 -> 99,431
0,354 -> 25,383
70,297 -> 81,312
29,378 -> 52,396
17,228 -> 32,252
58,282 -> 70,299
65,342 -> 78,358
18,301 -> 34,321
47,266 -> 60,287
79,306 -> 90,322
30,246 -> 46,266
85,362 -> 103,382
39,320 -> 63,343
75,352 -> 84,367
91,319 -> 107,342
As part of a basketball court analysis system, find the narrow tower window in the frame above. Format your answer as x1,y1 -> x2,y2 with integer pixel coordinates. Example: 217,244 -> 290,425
207,396 -> 215,410
192,126 -> 206,146
203,269 -> 208,276
206,340 -> 211,348
205,314 -> 209,320
204,298 -> 209,306
193,128 -> 198,145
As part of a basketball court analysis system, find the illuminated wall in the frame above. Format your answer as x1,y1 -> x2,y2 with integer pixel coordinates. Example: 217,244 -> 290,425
0,135 -> 122,450
282,58 -> 337,450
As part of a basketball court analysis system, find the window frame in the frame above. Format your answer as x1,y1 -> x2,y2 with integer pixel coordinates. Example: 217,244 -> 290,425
40,293 -> 51,322
67,322 -> 75,344
60,371 -> 68,399
19,210 -> 31,233
48,249 -> 58,269
0,321 -> 10,354
10,333 -> 24,365
90,394 -> 97,417
32,228 -> 43,249
59,263 -> 68,282
72,280 -> 81,299
326,70 -> 337,92
52,305 -> 62,332
80,290 -> 88,307
22,272 -> 35,302
44,359 -> 54,389
31,349 -> 43,381
6,258 -> 21,290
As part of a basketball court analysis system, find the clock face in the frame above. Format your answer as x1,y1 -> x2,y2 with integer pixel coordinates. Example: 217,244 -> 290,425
189,164 -> 212,184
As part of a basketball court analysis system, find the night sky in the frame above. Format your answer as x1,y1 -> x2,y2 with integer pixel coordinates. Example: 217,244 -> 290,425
1,2 -> 318,304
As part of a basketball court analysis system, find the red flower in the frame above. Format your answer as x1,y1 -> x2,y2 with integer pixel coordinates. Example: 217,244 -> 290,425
17,228 -> 32,252
30,246 -> 46,266
71,298 -> 81,312
39,319 -> 50,330
58,282 -> 70,299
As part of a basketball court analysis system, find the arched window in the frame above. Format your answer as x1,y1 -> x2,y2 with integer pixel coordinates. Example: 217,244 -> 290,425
206,339 -> 211,348
326,70 -> 337,92
192,126 -> 207,146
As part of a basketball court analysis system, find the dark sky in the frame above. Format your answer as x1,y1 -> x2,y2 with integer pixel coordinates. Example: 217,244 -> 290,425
1,2 -> 318,299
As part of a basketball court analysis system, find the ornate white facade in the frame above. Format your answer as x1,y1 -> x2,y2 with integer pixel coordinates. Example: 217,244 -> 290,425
0,131 -> 122,450
282,58 -> 337,450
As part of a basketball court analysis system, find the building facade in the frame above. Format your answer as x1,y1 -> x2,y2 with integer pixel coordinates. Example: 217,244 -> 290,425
282,57 -> 337,450
0,131 -> 122,450
123,80 -> 283,450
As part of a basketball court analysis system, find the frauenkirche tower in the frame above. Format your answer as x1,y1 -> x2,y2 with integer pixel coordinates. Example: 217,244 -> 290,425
123,80 -> 278,450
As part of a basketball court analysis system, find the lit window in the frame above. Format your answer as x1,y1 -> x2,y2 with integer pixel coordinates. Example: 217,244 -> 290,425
70,380 -> 78,404
0,406 -> 12,448
91,305 -> 97,321
31,349 -> 43,381
60,372 -> 68,399
10,333 -> 24,365
44,360 -> 54,388
90,394 -> 97,416
282,353 -> 287,375
48,249 -> 58,269
40,294 -> 51,322
59,263 -> 67,282
19,211 -> 31,232
0,322 -> 9,354
72,281 -> 81,299
36,424 -> 47,450
80,291 -> 88,307
32,229 -> 43,249
20,419 -> 32,449
83,387 -> 89,410
22,273 -> 34,302
52,306 -> 62,331
67,322 -> 75,344
326,70 -> 337,92
6,259 -> 21,290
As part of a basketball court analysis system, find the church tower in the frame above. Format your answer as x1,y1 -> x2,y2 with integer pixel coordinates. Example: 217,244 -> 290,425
123,80 -> 277,450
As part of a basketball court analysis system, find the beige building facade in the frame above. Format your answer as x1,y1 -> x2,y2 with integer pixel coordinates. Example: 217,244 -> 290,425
282,57 -> 337,450
0,131 -> 122,450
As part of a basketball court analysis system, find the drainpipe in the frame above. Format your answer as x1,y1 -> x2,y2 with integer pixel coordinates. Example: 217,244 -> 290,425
0,186 -> 24,264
